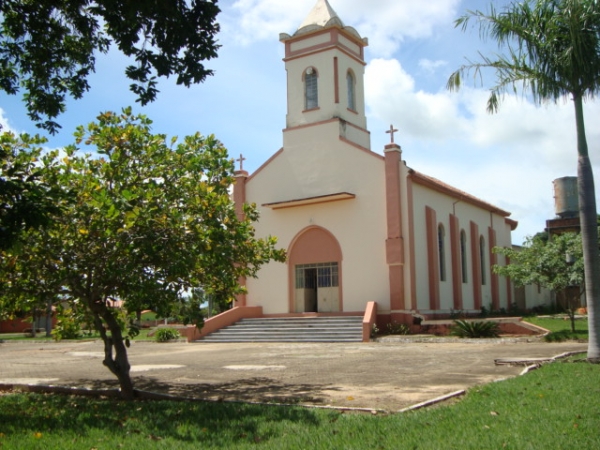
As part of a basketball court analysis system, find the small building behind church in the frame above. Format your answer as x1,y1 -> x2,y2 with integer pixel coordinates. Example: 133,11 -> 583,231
226,0 -> 524,330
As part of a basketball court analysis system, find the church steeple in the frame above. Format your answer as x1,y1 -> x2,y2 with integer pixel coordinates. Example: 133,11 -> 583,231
297,0 -> 344,33
279,0 -> 370,150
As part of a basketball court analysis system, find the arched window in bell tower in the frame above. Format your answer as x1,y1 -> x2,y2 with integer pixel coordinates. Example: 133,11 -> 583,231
304,67 -> 318,110
346,70 -> 356,111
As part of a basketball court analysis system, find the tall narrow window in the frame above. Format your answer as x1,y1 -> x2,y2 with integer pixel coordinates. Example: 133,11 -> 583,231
460,230 -> 468,283
438,224 -> 446,282
305,68 -> 318,110
346,70 -> 356,110
479,235 -> 486,285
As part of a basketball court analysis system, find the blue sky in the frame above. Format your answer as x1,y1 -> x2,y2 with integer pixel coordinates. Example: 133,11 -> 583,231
1,0 -> 599,245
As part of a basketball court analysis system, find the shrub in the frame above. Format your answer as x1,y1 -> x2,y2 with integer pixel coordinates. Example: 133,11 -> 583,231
544,330 -> 574,342
370,323 -> 379,338
386,321 -> 410,335
155,327 -> 180,342
450,320 -> 500,338
52,309 -> 82,340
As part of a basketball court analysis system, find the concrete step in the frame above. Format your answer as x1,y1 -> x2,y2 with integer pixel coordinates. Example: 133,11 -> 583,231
199,316 -> 363,343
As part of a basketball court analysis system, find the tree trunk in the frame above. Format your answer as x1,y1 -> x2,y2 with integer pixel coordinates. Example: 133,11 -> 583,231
91,301 -> 136,399
574,96 -> 600,361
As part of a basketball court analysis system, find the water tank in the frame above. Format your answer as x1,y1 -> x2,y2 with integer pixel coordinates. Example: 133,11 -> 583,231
553,176 -> 579,218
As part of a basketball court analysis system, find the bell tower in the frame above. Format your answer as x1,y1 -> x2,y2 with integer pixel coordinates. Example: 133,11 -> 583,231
279,0 -> 370,150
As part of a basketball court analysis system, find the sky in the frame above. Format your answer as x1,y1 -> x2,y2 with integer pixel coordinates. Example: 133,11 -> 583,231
1,0 -> 599,245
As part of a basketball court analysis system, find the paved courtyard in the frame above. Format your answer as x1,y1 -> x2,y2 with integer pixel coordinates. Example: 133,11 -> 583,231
0,339 -> 587,411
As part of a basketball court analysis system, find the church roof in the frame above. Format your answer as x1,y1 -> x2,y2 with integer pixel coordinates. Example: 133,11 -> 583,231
286,0 -> 365,42
298,0 -> 344,30
410,170 -> 514,219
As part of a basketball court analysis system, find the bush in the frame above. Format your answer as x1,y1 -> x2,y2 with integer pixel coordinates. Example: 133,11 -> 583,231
154,327 -> 181,342
450,320 -> 500,338
544,330 -> 575,342
386,321 -> 410,335
370,323 -> 379,338
52,309 -> 82,340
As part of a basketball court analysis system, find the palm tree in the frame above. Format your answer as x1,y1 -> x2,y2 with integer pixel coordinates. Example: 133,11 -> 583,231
447,0 -> 600,360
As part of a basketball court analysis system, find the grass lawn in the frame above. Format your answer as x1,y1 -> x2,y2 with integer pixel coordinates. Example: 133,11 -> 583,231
0,359 -> 598,449
524,316 -> 589,341
0,329 -> 154,342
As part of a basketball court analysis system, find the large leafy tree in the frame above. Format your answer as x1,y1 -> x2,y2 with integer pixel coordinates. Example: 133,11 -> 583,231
0,109 -> 286,399
494,232 -> 584,331
447,0 -> 600,361
0,132 -> 64,250
0,0 -> 221,134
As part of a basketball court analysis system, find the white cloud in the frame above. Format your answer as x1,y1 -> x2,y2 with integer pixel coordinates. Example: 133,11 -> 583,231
0,107 -> 16,134
419,59 -> 448,74
364,57 -> 600,244
225,0 -> 462,56
365,58 -> 466,140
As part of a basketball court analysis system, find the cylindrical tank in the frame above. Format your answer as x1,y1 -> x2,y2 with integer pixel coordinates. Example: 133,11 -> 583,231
553,176 -> 579,218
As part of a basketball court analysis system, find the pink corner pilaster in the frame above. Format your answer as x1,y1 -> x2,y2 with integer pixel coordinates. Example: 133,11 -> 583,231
384,144 -> 405,311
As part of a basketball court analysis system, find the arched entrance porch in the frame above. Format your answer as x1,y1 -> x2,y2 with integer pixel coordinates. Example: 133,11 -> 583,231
288,226 -> 343,313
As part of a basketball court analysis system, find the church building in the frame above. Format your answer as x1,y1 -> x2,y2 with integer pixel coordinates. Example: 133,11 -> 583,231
231,0 -> 518,328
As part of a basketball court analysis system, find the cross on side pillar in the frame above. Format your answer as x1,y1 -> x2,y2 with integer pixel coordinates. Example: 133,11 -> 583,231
386,124 -> 399,144
236,153 -> 246,171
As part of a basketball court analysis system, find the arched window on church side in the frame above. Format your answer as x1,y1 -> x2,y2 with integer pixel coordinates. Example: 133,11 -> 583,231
438,224 -> 446,282
346,70 -> 356,111
305,68 -> 318,110
460,229 -> 468,283
479,235 -> 486,285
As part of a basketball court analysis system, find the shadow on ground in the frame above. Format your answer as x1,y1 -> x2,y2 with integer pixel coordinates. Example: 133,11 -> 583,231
68,376 -> 339,405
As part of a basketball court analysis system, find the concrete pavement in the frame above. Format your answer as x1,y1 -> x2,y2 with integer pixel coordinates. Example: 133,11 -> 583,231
0,339 -> 587,411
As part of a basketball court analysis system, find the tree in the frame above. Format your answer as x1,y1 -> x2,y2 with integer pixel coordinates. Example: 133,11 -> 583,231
447,0 -> 600,361
494,233 -> 584,332
0,0 -> 221,134
0,132 -> 64,250
0,109 -> 286,399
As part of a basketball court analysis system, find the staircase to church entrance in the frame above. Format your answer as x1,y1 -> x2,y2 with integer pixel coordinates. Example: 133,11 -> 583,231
198,316 -> 363,343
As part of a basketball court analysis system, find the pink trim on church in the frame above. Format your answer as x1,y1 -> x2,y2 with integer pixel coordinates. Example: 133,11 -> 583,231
287,226 -> 344,313
489,226 -> 500,311
470,221 -> 482,310
426,206 -> 440,311
384,144 -> 405,311
283,28 -> 366,63
407,176 -> 418,311
449,213 -> 463,310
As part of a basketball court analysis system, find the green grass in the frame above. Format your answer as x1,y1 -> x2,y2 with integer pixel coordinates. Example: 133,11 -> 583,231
524,316 -> 589,341
0,359 -> 599,449
0,329 -> 154,342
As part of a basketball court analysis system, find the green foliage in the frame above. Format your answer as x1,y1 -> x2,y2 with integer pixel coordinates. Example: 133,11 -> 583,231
155,327 -> 181,342
0,1 -> 221,133
450,320 -> 500,338
544,330 -> 577,342
493,232 -> 584,292
386,321 -> 410,335
0,109 -> 286,397
0,132 -> 65,250
447,0 -> 600,110
51,307 -> 82,341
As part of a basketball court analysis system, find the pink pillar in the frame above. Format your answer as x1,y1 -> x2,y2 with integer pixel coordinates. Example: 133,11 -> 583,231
384,144 -> 405,311
233,170 -> 248,307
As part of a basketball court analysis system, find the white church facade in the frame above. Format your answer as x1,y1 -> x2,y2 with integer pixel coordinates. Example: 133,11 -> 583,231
222,0 -> 520,332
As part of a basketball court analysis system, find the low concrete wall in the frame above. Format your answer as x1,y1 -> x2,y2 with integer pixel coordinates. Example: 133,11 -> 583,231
362,302 -> 377,342
420,317 -> 546,336
184,306 -> 263,342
